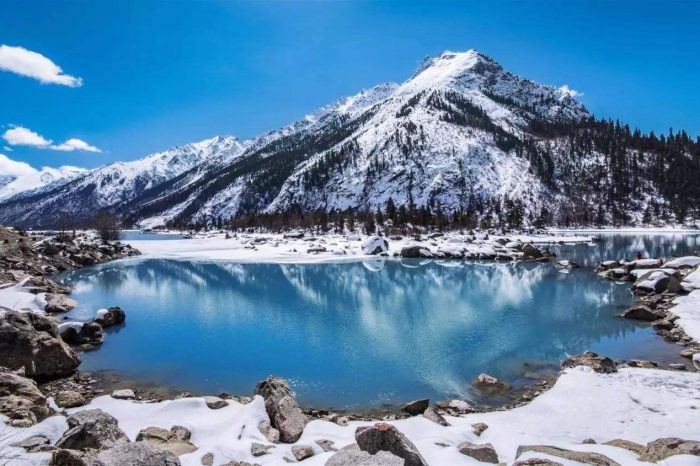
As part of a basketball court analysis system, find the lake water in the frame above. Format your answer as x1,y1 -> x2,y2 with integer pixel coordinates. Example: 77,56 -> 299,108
56,233 -> 699,410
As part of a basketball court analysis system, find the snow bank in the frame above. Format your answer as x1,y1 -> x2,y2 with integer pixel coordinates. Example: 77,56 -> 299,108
669,289 -> 700,342
0,279 -> 45,313
3,367 -> 699,465
665,256 -> 700,269
681,268 -> 700,292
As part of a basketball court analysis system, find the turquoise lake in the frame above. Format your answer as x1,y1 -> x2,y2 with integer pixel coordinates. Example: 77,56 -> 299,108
56,233 -> 699,410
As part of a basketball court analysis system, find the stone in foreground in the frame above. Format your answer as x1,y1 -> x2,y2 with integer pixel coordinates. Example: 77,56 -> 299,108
639,437 -> 700,462
136,425 -> 198,456
54,390 -> 87,408
291,445 -> 314,461
0,367 -> 50,427
355,423 -> 427,466
97,442 -> 181,466
401,398 -> 429,416
562,351 -> 617,373
55,409 -> 129,450
254,376 -> 306,443
325,449 -> 405,466
516,445 -> 620,466
457,441 -> 499,463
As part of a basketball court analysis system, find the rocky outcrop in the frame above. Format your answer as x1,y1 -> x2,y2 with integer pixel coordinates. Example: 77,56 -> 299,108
457,442 -> 499,463
355,423 -> 427,466
0,311 -> 80,379
0,366 -> 50,427
254,376 -> 306,443
136,425 -> 197,456
325,449 -> 405,466
562,351 -> 617,374
55,409 -> 129,450
516,445 -> 620,466
639,438 -> 700,462
94,307 -> 126,328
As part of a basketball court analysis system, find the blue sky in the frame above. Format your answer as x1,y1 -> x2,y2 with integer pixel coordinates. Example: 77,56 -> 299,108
1,0 -> 699,169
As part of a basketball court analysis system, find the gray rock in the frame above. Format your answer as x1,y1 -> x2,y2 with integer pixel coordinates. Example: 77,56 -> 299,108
55,409 -> 129,450
315,439 -> 336,452
603,439 -> 645,455
94,307 -> 125,328
11,434 -> 51,452
254,376 -> 306,443
457,442 -> 499,463
625,359 -> 658,369
136,426 -> 197,456
400,246 -> 433,259
96,442 -> 181,466
50,449 -> 97,466
639,437 -> 700,462
0,311 -> 80,379
355,423 -> 427,466
516,445 -> 620,466
562,351 -> 617,373
258,420 -> 280,443
60,322 -> 104,346
0,367 -> 50,427
325,449 -> 405,466
435,399 -> 474,415
512,459 -> 563,466
45,293 -> 78,313
251,442 -> 274,456
422,406 -> 449,426
669,363 -> 687,370
401,399 -> 429,416
522,244 -> 543,259
361,236 -> 389,255
291,445 -> 314,461
471,422 -> 489,436
200,452 -> 213,466
203,396 -> 228,409
55,390 -> 87,408
620,304 -> 663,321
111,388 -> 135,399
474,373 -> 509,392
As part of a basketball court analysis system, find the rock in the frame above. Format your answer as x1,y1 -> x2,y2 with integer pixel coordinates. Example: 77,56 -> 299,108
401,399 -> 429,416
54,390 -> 87,408
633,271 -> 681,294
422,406 -> 449,426
436,399 -> 474,415
55,409 -> 129,450
291,445 -> 314,461
355,422 -> 428,466
472,422 -> 489,436
400,246 -> 433,258
669,363 -> 687,370
96,442 -> 181,466
203,396 -> 228,409
111,388 -> 135,399
620,304 -> 663,321
94,307 -> 126,328
50,449 -> 97,466
315,439 -> 336,452
325,449 -> 405,466
512,460 -> 563,466
45,293 -> 78,313
258,420 -> 280,443
11,434 -> 51,452
361,236 -> 389,255
626,359 -> 658,369
254,376 -> 306,443
474,373 -> 509,391
603,439 -> 645,455
639,438 -> 700,462
582,438 -> 597,444
60,322 -> 104,346
136,425 -> 198,456
200,452 -> 213,466
251,442 -> 274,456
457,442 -> 499,463
0,311 -> 80,379
651,319 -> 674,331
562,351 -> 617,373
516,445 -> 620,466
522,244 -> 543,259
0,367 -> 50,427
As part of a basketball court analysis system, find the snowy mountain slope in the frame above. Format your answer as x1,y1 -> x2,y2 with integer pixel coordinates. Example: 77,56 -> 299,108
0,136 -> 249,227
0,154 -> 85,201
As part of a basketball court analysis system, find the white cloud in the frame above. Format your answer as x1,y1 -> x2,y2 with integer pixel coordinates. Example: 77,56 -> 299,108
558,84 -> 583,98
0,44 -> 82,87
0,153 -> 37,177
51,138 -> 101,153
2,125 -> 101,153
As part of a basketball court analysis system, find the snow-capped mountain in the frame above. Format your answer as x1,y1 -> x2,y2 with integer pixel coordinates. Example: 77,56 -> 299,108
0,136 -> 249,227
0,154 -> 85,202
1,49 -> 696,228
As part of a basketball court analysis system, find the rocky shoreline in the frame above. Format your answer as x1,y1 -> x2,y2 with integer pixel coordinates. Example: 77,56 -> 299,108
1,226 -> 699,464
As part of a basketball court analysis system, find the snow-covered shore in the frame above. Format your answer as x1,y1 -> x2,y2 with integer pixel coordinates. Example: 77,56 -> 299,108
2,366 -> 699,465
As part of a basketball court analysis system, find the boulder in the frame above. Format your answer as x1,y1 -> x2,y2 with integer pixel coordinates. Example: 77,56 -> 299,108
435,399 -> 474,415
325,449 -> 404,466
44,293 -> 78,313
258,420 -> 280,443
639,438 -> 700,462
0,367 -> 50,427
361,236 -> 389,255
203,396 -> 228,409
516,445 -> 620,466
401,399 -> 429,416
60,322 -> 104,346
254,376 -> 306,443
603,439 -> 645,455
355,423 -> 428,466
474,373 -> 509,392
54,390 -> 87,408
251,442 -> 274,456
50,449 -> 97,466
136,425 -> 197,456
55,409 -> 129,450
633,271 -> 681,294
0,311 -> 80,379
315,439 -> 336,452
472,422 -> 489,436
96,442 -> 181,466
457,442 -> 499,463
619,304 -> 662,321
562,351 -> 617,373
11,434 -> 51,452
522,244 -> 543,259
400,246 -> 433,259
111,389 -> 135,399
512,460 -> 563,466
422,406 -> 449,426
291,445 -> 314,461
94,307 -> 126,328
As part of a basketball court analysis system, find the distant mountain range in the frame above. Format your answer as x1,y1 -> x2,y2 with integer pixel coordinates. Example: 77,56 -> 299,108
1,49 -> 698,229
